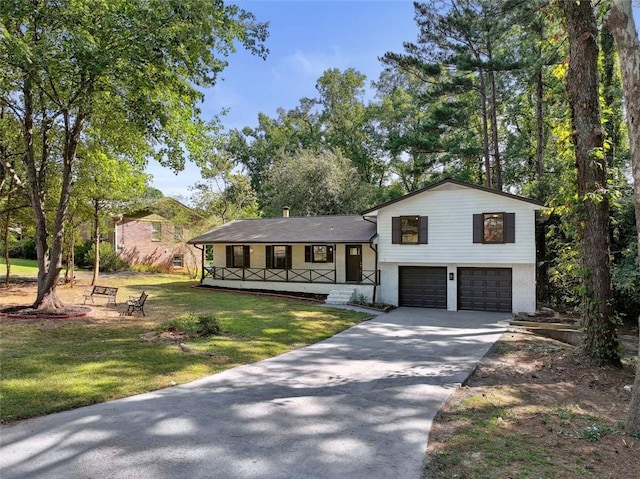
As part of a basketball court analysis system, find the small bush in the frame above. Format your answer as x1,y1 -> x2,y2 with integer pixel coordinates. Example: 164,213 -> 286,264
8,238 -> 37,259
164,313 -> 221,338
83,242 -> 127,272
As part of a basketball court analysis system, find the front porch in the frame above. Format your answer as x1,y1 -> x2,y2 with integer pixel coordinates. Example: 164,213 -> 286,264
200,266 -> 379,302
203,266 -> 379,285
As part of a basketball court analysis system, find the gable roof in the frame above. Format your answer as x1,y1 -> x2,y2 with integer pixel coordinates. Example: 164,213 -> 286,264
124,197 -> 203,222
187,215 -> 377,244
361,178 -> 543,215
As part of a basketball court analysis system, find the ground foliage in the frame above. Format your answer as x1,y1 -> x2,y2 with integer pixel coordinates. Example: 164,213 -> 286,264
423,331 -> 639,479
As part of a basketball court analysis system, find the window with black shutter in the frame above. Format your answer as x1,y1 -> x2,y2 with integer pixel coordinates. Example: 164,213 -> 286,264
267,245 -> 292,269
392,216 -> 428,244
304,245 -> 334,263
226,245 -> 250,267
473,213 -> 515,244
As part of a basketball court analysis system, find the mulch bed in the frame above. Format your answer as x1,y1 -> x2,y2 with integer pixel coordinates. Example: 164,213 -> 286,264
0,305 -> 93,319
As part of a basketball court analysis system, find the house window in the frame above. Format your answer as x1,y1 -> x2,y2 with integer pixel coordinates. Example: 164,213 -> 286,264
392,216 -> 428,244
266,245 -> 292,269
173,255 -> 184,268
483,213 -> 504,243
151,221 -> 162,241
273,246 -> 288,269
174,225 -> 183,241
232,245 -> 247,267
305,245 -> 334,263
473,213 -> 515,244
225,245 -> 251,268
401,216 -> 419,243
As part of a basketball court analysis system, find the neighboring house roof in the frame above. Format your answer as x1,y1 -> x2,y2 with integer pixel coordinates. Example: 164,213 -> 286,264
361,178 -> 543,215
187,215 -> 377,244
122,197 -> 204,222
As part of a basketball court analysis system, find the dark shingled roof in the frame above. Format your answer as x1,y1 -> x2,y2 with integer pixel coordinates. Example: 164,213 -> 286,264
187,215 -> 377,244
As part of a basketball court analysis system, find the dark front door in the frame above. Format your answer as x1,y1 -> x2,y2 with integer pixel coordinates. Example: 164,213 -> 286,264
346,245 -> 362,282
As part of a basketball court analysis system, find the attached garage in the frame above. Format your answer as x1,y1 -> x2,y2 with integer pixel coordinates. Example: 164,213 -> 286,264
399,266 -> 447,308
458,267 -> 512,312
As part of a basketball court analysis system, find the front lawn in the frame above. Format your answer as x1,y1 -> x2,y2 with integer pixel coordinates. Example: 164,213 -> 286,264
0,274 -> 369,422
0,258 -> 39,277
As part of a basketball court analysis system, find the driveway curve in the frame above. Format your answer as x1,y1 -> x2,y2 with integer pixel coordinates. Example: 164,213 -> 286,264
1,308 -> 509,479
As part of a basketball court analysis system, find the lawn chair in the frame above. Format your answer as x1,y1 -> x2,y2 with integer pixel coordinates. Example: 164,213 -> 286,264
126,291 -> 148,316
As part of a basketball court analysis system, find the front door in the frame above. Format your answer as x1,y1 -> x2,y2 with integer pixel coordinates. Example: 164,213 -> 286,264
346,245 -> 362,282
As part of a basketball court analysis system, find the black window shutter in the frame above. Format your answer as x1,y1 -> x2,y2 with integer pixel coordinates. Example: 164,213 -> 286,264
286,245 -> 292,269
243,245 -> 251,268
419,216 -> 428,244
305,245 -> 312,263
327,245 -> 334,262
505,213 -> 516,243
266,246 -> 273,268
226,245 -> 233,267
473,214 -> 483,243
392,217 -> 401,244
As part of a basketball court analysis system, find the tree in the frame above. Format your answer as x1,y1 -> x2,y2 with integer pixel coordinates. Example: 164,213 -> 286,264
190,173 -> 259,225
74,147 -> 146,285
605,0 -> 640,435
560,0 -> 620,366
0,0 -> 267,309
262,149 -> 372,217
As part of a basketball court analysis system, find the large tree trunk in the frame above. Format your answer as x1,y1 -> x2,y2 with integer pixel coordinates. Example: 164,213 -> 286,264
22,74 -> 83,309
487,38 -> 503,191
605,0 -> 640,436
561,0 -> 620,366
478,69 -> 492,188
92,199 -> 100,286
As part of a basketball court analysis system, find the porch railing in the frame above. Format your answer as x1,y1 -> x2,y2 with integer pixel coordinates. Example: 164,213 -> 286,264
203,266 -> 379,285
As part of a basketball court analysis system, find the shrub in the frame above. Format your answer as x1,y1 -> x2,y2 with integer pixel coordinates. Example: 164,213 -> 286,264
8,238 -> 37,259
164,312 -> 221,338
83,242 -> 127,272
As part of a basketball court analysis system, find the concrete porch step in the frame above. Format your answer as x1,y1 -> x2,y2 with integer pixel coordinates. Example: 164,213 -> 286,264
325,289 -> 355,305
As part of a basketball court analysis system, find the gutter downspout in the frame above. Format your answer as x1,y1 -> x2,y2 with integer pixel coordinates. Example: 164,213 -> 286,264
368,239 -> 378,303
193,244 -> 204,283
362,215 -> 379,303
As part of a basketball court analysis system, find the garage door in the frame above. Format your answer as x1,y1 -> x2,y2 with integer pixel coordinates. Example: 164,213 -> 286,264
457,267 -> 512,312
399,266 -> 447,308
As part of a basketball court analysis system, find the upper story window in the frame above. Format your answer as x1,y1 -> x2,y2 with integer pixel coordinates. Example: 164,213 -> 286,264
401,216 -> 419,244
174,225 -> 183,241
151,221 -> 162,241
305,245 -> 334,263
473,213 -> 515,244
483,213 -> 504,243
392,216 -> 428,244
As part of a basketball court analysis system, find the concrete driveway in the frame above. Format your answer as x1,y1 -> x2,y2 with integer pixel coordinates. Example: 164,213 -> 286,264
0,308 -> 509,479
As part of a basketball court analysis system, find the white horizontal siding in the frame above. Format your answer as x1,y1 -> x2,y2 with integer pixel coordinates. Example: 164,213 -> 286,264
376,184 -> 539,265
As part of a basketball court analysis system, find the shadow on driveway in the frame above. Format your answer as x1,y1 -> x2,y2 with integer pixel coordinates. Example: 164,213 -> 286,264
1,308 -> 509,479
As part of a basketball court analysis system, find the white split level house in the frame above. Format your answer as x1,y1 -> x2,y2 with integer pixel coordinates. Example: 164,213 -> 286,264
187,179 -> 543,313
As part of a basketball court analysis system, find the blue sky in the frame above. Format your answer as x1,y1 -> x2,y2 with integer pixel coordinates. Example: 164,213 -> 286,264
147,0 -> 418,200
147,0 -> 640,202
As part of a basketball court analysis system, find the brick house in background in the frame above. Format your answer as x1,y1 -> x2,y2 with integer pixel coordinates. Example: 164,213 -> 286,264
108,198 -> 203,273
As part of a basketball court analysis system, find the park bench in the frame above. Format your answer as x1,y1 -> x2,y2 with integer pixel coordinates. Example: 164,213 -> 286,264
126,291 -> 148,316
83,286 -> 118,306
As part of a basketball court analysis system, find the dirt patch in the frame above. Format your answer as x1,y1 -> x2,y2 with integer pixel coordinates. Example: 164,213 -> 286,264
423,330 -> 639,479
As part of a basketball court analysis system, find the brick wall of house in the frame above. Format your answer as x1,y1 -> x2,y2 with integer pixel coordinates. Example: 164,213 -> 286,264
112,215 -> 200,273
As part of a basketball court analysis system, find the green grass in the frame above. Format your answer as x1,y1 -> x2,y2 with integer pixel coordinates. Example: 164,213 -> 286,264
0,258 -> 39,277
0,274 -> 369,422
